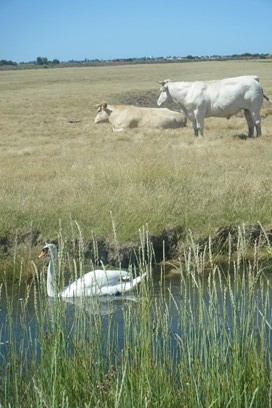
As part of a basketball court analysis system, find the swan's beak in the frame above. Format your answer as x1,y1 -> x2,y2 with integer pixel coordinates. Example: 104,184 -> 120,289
38,249 -> 47,259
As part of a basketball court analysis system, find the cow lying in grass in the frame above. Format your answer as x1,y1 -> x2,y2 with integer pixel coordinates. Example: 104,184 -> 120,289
94,103 -> 187,132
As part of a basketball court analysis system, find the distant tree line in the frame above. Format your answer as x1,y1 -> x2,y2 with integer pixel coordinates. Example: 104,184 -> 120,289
0,53 -> 271,68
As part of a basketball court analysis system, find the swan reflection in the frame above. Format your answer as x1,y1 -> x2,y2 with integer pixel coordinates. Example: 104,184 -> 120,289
48,293 -> 139,316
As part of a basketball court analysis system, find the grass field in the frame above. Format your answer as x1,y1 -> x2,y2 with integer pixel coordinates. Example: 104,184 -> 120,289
1,61 -> 272,407
0,60 -> 272,254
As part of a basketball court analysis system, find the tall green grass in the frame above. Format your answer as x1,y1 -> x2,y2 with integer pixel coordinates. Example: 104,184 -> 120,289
0,225 -> 272,407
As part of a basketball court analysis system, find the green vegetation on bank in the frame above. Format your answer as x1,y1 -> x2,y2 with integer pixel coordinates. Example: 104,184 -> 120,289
1,230 -> 272,407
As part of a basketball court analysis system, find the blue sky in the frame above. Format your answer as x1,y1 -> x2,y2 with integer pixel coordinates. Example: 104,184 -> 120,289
1,0 -> 271,62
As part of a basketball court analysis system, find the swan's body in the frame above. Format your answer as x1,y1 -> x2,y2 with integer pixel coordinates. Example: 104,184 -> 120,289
38,243 -> 145,298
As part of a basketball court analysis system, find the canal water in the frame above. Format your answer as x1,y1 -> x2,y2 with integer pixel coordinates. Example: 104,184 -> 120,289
0,267 -> 272,367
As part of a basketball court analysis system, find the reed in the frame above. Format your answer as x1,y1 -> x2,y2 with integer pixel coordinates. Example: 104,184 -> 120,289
0,226 -> 271,407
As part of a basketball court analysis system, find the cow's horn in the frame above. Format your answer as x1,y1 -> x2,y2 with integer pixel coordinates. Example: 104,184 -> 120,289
158,79 -> 171,86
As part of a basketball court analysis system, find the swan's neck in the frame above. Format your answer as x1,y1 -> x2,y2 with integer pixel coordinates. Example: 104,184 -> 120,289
47,257 -> 58,297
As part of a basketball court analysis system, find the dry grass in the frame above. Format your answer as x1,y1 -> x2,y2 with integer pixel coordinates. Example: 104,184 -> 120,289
0,60 -> 272,243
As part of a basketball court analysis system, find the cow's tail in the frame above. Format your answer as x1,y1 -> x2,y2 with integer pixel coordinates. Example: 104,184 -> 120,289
263,92 -> 272,103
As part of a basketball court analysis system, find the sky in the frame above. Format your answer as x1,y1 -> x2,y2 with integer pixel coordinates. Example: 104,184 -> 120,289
0,0 -> 271,63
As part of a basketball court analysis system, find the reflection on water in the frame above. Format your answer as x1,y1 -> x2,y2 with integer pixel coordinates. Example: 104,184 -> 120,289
62,293 -> 139,316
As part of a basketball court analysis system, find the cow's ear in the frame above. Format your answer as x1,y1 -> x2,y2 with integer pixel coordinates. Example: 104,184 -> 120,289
103,102 -> 107,109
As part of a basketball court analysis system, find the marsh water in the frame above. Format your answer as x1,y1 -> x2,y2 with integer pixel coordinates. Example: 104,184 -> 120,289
1,268 -> 272,367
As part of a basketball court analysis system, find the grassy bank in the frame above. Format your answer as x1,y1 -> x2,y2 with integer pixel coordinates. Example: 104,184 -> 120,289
1,232 -> 272,407
0,60 -> 272,249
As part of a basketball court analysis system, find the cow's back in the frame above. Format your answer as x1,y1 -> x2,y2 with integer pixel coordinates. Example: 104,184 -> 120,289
205,76 -> 263,118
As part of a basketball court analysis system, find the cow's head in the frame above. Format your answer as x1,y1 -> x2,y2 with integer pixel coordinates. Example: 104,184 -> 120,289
94,103 -> 111,123
157,80 -> 171,106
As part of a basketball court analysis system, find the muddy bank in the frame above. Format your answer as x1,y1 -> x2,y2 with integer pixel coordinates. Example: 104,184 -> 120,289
1,224 -> 272,270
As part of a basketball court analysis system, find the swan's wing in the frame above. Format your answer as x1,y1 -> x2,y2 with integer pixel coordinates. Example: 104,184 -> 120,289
84,270 -> 130,288
98,273 -> 146,296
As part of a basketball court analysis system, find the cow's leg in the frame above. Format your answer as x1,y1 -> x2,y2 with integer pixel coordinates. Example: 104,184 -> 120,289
244,109 -> 254,138
194,110 -> 205,136
192,119 -> 199,136
187,112 -> 198,136
252,111 -> 262,137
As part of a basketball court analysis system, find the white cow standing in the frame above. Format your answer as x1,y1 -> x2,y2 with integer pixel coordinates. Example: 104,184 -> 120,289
157,76 -> 265,137
94,103 -> 186,132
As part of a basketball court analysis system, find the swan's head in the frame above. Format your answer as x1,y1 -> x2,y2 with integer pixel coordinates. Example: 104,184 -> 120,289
38,243 -> 58,259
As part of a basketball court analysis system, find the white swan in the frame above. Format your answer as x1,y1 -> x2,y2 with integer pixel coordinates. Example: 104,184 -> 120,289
38,243 -> 146,298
